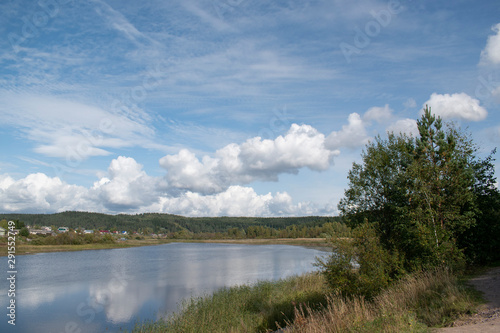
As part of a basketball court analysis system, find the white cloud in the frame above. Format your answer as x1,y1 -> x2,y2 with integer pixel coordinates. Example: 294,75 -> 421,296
403,98 -> 417,109
150,186 -> 324,217
160,124 -> 337,194
0,92 -> 165,161
424,93 -> 488,121
158,149 -> 220,194
0,173 -> 90,213
363,104 -> 393,123
480,23 -> 500,65
386,118 -> 419,136
92,0 -> 159,47
0,148 -> 339,216
92,156 -> 160,211
0,118 -> 348,216
0,171 -> 334,216
325,113 -> 370,150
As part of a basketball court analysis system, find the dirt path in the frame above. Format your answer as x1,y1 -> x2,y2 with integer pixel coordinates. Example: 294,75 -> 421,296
436,267 -> 500,333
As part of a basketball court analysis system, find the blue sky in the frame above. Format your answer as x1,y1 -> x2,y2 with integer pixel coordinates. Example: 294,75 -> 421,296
0,0 -> 499,216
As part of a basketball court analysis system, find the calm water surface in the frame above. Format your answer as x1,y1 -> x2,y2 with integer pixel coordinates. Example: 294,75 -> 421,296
0,243 -> 327,332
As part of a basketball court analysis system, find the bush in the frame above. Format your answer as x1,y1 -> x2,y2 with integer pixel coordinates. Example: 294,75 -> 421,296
27,232 -> 115,245
19,227 -> 30,237
317,222 -> 404,299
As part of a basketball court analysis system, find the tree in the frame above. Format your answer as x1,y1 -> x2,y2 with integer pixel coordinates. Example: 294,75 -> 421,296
317,222 -> 404,299
458,149 -> 500,264
19,227 -> 30,237
406,109 -> 476,268
337,106 -> 497,270
14,220 -> 25,229
0,219 -> 8,230
338,132 -> 415,243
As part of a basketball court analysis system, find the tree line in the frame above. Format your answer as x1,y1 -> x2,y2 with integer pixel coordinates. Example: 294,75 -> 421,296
1,211 -> 344,238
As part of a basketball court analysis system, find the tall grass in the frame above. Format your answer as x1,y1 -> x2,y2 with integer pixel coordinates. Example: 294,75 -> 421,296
132,273 -> 327,333
285,268 -> 477,333
133,268 -> 477,333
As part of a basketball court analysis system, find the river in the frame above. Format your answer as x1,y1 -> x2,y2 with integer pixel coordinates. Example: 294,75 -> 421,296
0,242 -> 327,332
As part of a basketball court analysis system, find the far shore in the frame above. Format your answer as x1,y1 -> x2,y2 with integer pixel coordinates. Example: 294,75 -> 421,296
0,237 -> 331,256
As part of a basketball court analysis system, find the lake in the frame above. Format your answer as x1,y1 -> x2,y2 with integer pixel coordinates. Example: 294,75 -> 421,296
0,243 -> 327,332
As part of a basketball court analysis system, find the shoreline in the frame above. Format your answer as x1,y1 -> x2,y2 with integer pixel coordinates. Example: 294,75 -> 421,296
0,237 -> 331,256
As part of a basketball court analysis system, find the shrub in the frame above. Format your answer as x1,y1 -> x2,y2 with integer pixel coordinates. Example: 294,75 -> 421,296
19,227 -> 30,237
317,222 -> 404,299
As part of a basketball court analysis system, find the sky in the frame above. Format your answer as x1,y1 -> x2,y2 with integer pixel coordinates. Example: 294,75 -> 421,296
0,0 -> 499,217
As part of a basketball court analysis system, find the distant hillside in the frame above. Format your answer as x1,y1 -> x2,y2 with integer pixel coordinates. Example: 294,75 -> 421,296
1,211 -> 339,234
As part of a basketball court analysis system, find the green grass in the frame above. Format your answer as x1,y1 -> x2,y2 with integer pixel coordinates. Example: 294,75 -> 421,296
134,270 -> 478,333
127,264 -> 487,333
131,273 -> 327,333
132,268 -> 480,333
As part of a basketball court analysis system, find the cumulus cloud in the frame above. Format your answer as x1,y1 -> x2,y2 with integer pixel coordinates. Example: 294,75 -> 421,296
149,186 -> 321,217
92,156 -> 161,211
160,124 -> 338,194
0,171 -> 334,216
424,93 -> 488,121
0,173 -> 90,213
386,118 -> 419,136
0,118 -> 376,216
480,23 -> 500,65
325,113 -> 370,150
0,145 -> 341,216
363,104 -> 393,124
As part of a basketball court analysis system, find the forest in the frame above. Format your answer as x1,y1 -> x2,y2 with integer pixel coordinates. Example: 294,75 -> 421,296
0,211 -> 344,239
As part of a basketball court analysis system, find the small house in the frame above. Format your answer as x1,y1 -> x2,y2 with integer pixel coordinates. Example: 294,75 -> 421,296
58,227 -> 69,233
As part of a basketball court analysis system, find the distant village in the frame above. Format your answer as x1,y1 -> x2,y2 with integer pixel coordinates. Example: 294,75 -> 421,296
0,224 -> 154,238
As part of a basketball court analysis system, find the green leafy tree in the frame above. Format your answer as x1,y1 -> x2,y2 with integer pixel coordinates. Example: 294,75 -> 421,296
338,132 -> 415,243
406,109 -> 476,268
458,149 -> 500,264
337,106 -> 496,271
317,222 -> 403,299
0,219 -> 8,230
14,220 -> 25,229
19,227 -> 30,237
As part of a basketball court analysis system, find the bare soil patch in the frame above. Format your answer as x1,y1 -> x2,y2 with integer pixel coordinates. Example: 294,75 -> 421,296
437,266 -> 500,333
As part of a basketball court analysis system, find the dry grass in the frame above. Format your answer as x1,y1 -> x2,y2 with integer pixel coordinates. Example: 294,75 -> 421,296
134,269 -> 476,333
284,268 -> 476,333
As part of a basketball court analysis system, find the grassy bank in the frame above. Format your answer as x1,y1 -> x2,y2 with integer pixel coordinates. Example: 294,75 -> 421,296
0,238 -> 176,256
133,268 -> 479,333
0,237 -> 330,256
132,273 -> 328,333
285,269 -> 479,332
